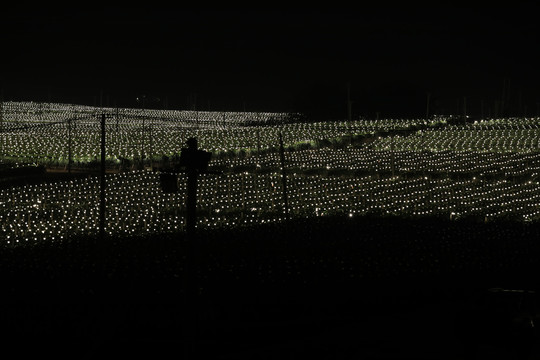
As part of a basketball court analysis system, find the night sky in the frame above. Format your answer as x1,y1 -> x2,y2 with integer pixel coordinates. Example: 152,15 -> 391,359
1,4 -> 539,119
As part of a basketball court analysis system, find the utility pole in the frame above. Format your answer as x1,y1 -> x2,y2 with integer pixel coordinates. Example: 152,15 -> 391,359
191,93 -> 197,111
501,78 -> 510,117
347,82 -> 352,122
426,92 -> 431,120
518,89 -> 523,117
279,132 -> 290,221
481,99 -> 484,120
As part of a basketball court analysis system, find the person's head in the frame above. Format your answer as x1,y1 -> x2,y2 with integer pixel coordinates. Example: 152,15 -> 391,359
186,137 -> 197,150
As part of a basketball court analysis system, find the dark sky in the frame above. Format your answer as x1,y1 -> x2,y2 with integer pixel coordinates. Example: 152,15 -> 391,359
1,5 -> 539,119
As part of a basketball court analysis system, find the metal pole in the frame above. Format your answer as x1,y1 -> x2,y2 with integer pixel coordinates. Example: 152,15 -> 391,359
149,116 -> 153,171
142,101 -> 145,167
241,172 -> 246,216
68,118 -> 72,174
391,135 -> 395,177
279,132 -> 290,221
257,129 -> 261,157
100,113 -> 106,243
0,90 -> 3,159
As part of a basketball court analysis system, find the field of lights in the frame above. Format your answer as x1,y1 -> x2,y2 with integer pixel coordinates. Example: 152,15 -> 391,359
2,101 -> 540,246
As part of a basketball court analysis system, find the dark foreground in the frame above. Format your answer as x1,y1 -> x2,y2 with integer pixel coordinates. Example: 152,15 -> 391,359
0,215 -> 539,359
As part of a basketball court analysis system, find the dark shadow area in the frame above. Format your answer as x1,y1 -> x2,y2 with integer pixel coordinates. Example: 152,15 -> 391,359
0,215 -> 538,359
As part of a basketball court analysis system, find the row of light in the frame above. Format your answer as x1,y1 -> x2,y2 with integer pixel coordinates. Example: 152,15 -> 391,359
2,169 -> 540,246
1,102 -> 443,164
210,147 -> 540,181
373,119 -> 540,153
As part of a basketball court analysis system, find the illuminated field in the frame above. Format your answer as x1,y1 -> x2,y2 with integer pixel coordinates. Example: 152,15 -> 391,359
1,101 -> 540,246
